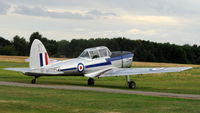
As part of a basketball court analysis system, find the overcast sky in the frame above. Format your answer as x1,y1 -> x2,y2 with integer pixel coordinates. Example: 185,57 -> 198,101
0,0 -> 200,45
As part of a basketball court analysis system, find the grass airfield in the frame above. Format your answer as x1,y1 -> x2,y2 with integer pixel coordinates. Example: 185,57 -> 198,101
0,56 -> 200,113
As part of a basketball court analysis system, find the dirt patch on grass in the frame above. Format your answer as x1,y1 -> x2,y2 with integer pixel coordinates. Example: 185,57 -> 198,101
0,55 -> 28,62
0,99 -> 27,104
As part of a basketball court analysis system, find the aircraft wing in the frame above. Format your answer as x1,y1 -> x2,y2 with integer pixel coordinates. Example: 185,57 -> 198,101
85,67 -> 192,78
4,68 -> 64,76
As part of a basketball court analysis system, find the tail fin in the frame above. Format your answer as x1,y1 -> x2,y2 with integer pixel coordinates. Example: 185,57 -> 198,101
29,39 -> 49,69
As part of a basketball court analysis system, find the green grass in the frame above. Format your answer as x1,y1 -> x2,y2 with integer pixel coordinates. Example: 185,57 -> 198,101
0,61 -> 200,95
0,85 -> 200,113
0,61 -> 200,113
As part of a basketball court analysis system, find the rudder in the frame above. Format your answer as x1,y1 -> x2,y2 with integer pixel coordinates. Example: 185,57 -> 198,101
29,39 -> 49,69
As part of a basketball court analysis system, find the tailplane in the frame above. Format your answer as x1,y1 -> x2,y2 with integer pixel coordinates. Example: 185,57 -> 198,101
29,39 -> 49,69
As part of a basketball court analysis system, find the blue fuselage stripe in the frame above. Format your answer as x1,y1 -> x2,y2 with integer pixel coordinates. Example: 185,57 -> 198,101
85,62 -> 111,68
60,67 -> 76,71
39,53 -> 43,67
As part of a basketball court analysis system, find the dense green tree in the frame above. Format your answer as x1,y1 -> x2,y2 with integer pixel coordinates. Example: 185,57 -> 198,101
0,37 -> 11,47
45,39 -> 58,57
29,32 -> 42,45
13,35 -> 28,56
57,40 -> 70,57
0,45 -> 16,55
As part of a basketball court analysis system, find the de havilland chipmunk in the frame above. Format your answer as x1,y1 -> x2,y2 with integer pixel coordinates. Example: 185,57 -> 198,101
5,39 -> 192,88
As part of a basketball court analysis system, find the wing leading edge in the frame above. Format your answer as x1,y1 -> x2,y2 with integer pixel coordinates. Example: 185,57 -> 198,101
86,67 -> 192,78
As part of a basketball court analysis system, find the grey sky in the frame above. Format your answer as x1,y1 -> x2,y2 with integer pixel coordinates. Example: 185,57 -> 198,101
0,0 -> 199,45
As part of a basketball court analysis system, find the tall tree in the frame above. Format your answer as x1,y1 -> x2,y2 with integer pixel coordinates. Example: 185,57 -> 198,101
13,35 -> 28,56
29,32 -> 42,45
57,40 -> 70,57
0,37 -> 11,47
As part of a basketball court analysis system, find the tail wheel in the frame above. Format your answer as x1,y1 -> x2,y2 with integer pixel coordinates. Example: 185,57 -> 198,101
88,78 -> 94,86
128,81 -> 136,89
31,79 -> 36,84
31,76 -> 39,84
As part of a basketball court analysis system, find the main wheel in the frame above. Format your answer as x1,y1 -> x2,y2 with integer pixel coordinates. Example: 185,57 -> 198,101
88,78 -> 94,86
31,79 -> 36,84
128,81 -> 136,89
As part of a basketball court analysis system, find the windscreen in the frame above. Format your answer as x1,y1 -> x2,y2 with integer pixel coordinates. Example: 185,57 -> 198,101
99,49 -> 107,57
79,51 -> 90,58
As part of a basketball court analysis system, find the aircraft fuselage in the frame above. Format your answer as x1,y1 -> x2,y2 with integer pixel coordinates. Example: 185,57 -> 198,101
47,52 -> 134,76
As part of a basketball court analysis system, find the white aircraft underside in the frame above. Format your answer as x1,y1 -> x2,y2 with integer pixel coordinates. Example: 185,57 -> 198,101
5,39 -> 192,88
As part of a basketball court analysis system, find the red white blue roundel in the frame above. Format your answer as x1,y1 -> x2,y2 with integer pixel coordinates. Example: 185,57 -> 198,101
77,63 -> 84,72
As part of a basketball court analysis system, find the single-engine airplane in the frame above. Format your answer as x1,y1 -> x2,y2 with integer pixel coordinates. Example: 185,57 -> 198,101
5,39 -> 192,88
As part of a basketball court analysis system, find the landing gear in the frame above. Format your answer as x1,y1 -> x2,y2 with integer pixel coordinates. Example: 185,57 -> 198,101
88,78 -> 94,86
31,79 -> 36,84
125,75 -> 136,89
31,76 -> 39,84
128,80 -> 136,89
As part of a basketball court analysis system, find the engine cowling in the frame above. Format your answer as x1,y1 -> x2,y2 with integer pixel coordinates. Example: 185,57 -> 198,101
122,56 -> 133,68
111,51 -> 134,68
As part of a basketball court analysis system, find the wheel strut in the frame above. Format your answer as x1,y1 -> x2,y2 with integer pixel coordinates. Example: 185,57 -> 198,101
125,75 -> 136,89
31,76 -> 39,84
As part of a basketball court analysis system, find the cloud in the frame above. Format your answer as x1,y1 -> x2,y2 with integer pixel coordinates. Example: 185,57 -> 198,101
12,5 -> 116,20
87,9 -> 116,16
13,6 -> 92,19
0,1 -> 10,14
127,29 -> 157,36
121,15 -> 178,24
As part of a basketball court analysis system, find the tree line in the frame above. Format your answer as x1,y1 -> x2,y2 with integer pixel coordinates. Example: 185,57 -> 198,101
0,32 -> 200,64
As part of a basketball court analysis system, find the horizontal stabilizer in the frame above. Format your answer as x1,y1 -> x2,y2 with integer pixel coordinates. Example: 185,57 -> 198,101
5,68 -> 30,73
4,67 -> 64,76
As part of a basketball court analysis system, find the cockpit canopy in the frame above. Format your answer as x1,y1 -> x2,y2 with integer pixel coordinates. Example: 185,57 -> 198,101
79,46 -> 111,59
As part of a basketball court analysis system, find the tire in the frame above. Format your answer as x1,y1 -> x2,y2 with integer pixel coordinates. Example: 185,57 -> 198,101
31,79 -> 36,84
128,81 -> 136,89
88,78 -> 94,86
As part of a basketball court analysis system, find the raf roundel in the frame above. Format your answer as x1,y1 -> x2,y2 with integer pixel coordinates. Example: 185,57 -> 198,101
77,63 -> 84,72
